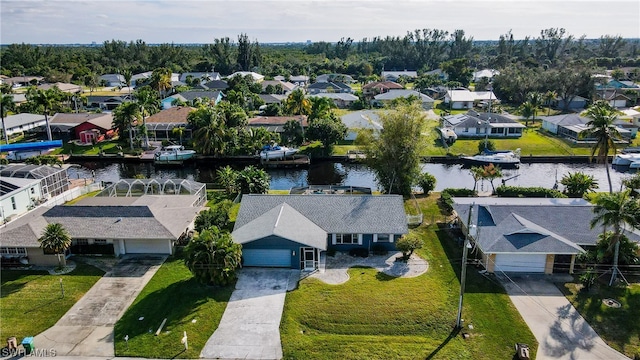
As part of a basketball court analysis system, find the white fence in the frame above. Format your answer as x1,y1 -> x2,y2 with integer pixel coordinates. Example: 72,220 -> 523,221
42,183 -> 102,207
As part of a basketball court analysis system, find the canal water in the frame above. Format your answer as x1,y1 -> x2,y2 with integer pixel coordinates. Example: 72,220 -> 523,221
66,160 -> 633,193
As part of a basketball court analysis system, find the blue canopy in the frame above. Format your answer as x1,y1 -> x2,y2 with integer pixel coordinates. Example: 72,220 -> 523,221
0,140 -> 63,153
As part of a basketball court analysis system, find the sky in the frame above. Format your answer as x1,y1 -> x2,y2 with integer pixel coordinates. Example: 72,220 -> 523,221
1,0 -> 639,44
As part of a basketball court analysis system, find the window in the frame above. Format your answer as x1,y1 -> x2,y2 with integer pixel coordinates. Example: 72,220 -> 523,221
377,234 -> 390,242
11,197 -> 16,210
336,234 -> 358,244
30,187 -> 35,194
0,247 -> 26,254
74,239 -> 89,246
94,239 -> 107,245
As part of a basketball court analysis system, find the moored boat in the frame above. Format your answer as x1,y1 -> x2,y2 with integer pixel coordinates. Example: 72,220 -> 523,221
154,145 -> 196,165
260,144 -> 299,160
612,153 -> 640,166
462,148 -> 521,167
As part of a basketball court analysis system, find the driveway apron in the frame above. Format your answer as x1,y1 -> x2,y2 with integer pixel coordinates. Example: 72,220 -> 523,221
201,268 -> 296,360
34,255 -> 166,357
502,275 -> 629,360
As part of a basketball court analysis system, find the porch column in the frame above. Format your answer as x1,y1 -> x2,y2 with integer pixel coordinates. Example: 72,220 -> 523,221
569,254 -> 576,274
486,254 -> 496,273
544,254 -> 555,275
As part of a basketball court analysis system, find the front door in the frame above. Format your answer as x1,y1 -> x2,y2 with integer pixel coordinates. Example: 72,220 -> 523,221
302,247 -> 316,270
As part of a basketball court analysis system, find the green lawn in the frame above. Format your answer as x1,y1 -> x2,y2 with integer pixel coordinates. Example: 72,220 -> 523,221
114,256 -> 234,359
51,140 -> 124,155
560,281 -> 640,358
280,194 -> 537,359
0,262 -> 105,341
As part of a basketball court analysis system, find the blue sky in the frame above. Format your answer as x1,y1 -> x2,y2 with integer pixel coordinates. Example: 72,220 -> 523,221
1,0 -> 639,44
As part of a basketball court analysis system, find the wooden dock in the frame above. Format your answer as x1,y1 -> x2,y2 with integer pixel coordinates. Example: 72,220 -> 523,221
347,150 -> 366,162
260,154 -> 310,168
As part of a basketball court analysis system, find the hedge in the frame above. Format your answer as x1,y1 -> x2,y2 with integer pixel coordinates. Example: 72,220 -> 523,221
440,188 -> 477,213
495,185 -> 566,198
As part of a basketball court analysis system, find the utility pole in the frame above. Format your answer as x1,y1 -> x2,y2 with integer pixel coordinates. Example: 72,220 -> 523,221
456,202 -> 474,329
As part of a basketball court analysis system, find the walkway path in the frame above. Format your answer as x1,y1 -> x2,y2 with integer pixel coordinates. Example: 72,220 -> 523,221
200,268 -> 298,360
34,255 -> 166,357
501,275 -> 629,360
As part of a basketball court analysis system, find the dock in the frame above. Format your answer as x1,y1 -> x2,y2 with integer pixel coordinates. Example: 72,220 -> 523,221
347,150 -> 366,162
260,154 -> 310,168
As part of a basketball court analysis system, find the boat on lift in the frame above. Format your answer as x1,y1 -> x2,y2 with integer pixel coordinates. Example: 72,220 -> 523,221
260,144 -> 299,160
154,145 -> 196,165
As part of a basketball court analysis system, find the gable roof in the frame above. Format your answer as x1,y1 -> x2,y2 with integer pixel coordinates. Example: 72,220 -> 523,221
38,82 -> 82,93
307,82 -> 352,91
316,74 -> 354,83
201,80 -> 229,90
248,115 -> 308,127
179,72 -> 221,83
3,113 -> 46,129
50,112 -> 113,125
374,89 -> 434,102
227,71 -> 264,82
308,93 -> 359,101
341,110 -> 383,130
144,107 -> 195,124
232,203 -> 327,249
258,94 -> 287,104
381,71 -> 418,78
362,81 -> 404,91
447,89 -> 498,102
175,90 -> 222,102
541,114 -> 589,126
73,115 -> 114,131
234,194 -> 408,235
261,80 -> 296,92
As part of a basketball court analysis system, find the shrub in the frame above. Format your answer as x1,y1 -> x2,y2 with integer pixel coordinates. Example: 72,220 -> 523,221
348,248 -> 369,257
396,233 -> 423,260
417,172 -> 437,195
326,248 -> 336,257
440,188 -> 477,212
579,268 -> 597,291
371,244 -> 388,256
495,185 -> 566,198
477,140 -> 496,154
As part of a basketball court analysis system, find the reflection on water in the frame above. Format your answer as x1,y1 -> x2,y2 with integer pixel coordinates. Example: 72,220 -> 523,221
66,160 -> 633,193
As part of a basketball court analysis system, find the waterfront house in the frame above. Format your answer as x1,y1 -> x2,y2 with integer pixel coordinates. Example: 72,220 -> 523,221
0,164 -> 70,210
541,113 -> 632,141
1,113 -> 46,139
232,194 -> 408,269
442,110 -> 524,138
247,115 -> 308,134
86,95 -> 129,111
372,89 -> 434,110
341,110 -> 382,141
162,90 -> 222,109
44,113 -> 114,142
452,197 -> 640,274
140,106 -> 194,141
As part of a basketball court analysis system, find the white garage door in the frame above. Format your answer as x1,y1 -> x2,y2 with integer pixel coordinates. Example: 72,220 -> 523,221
243,249 -> 291,268
125,239 -> 170,254
612,100 -> 627,108
494,254 -> 547,273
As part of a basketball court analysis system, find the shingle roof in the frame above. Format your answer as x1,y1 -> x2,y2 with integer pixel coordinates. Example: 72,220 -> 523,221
362,81 -> 404,90
3,113 -> 45,129
145,107 -> 194,124
176,90 -> 221,102
234,194 -> 408,235
540,114 -> 589,126
248,115 -> 308,127
258,94 -> 286,104
201,80 -> 229,90
38,82 -> 82,93
232,203 -> 327,249
309,93 -> 359,101
374,89 -> 434,102
261,80 -> 296,92
50,113 -> 112,125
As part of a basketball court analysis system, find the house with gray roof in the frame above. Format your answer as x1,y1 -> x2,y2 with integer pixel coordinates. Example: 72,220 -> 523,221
1,113 -> 46,138
0,188 -> 205,266
307,81 -> 353,95
341,110 -> 382,141
452,197 -> 640,274
308,92 -> 359,108
443,110 -> 525,138
232,194 -> 408,269
179,72 -> 221,84
315,73 -> 354,83
541,113 -> 632,141
373,89 -> 434,110
381,71 -> 418,82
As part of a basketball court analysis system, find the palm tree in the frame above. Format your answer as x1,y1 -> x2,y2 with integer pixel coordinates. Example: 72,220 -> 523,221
470,166 -> 484,192
544,90 -> 557,116
172,126 -> 185,145
122,69 -> 133,99
1,94 -> 14,144
308,96 -> 334,122
519,101 -> 535,126
285,89 -> 310,115
585,101 -> 621,194
26,88 -> 63,141
150,68 -> 172,98
560,171 -> 598,198
526,92 -> 543,123
216,165 -> 238,194
183,227 -> 242,286
112,102 -> 140,150
591,191 -> 640,285
135,87 -> 159,149
39,223 -> 72,268
193,118 -> 227,156
481,163 -> 502,193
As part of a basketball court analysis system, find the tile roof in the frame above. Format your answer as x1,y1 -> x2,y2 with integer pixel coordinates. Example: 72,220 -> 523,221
234,194 -> 408,235
145,107 -> 195,124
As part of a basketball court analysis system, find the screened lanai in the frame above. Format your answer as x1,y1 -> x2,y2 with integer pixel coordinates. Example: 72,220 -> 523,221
97,178 -> 206,206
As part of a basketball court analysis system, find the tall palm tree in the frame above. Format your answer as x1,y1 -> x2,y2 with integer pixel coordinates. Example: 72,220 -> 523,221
544,90 -> 558,116
585,101 -> 621,194
122,69 -> 133,100
135,87 -> 159,149
526,92 -> 543,123
150,68 -> 172,98
113,102 -> 141,150
194,119 -> 227,156
171,126 -> 185,145
285,89 -> 310,115
591,191 -> 640,285
26,88 -> 63,141
519,101 -> 535,126
39,223 -> 72,268
1,94 -> 14,144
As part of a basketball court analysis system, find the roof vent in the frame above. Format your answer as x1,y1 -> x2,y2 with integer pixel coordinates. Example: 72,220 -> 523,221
115,217 -> 122,223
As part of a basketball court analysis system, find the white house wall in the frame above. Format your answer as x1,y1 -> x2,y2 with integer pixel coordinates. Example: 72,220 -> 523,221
0,183 -> 42,223
6,120 -> 47,136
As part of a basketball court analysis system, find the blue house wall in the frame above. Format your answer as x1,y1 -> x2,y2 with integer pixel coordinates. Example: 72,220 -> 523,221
242,235 -> 303,269
328,234 -> 402,252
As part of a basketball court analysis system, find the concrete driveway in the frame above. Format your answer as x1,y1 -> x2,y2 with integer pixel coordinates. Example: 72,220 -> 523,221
34,255 -> 166,357
501,275 -> 629,360
201,268 -> 298,360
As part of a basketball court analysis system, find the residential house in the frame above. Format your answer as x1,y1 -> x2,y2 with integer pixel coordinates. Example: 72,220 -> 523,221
362,81 -> 404,97
472,69 -> 500,82
261,80 -> 297,95
381,71 -> 418,82
424,69 -> 448,81
341,110 -> 382,141
4,76 -> 44,88
161,90 -> 222,109
307,82 -> 353,95
0,176 -> 43,224
38,82 -> 82,94
442,110 -> 525,138
131,71 -> 152,87
541,113 -> 631,141
179,72 -> 221,84
551,95 -> 588,111
0,180 -> 206,266
227,71 -> 265,82
308,93 -> 359,109
258,94 -> 287,105
614,119 -> 638,139
232,194 -> 408,269
99,74 -> 125,87
316,73 -> 355,83
10,93 -> 27,107
275,75 -> 309,87
45,113 -> 114,142
444,89 -> 498,110
86,95 -> 129,111
0,164 -> 70,201
601,91 -> 632,108
1,114 -> 46,138
372,89 -> 434,110
198,80 -> 229,91
140,106 -> 195,141
453,197 -> 640,274
621,108 -> 640,127
247,115 -> 308,134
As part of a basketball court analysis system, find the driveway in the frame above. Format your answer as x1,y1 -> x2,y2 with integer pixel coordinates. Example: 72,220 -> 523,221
201,268 -> 298,360
34,255 -> 166,357
501,275 -> 629,360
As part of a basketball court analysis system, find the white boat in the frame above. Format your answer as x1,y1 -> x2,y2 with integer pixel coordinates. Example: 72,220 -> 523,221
436,127 -> 458,144
630,161 -> 640,170
462,148 -> 521,167
260,144 -> 299,160
154,145 -> 196,164
612,153 -> 640,166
